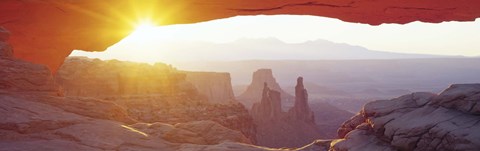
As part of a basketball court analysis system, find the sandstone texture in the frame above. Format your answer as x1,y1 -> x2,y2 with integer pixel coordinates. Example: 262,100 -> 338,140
1,1 -> 479,72
0,92 -> 278,151
56,57 -> 194,97
251,77 -> 323,148
0,45 -> 267,150
0,30 -> 58,95
55,57 -> 257,143
238,69 -> 294,109
333,84 -> 480,151
184,71 -> 235,104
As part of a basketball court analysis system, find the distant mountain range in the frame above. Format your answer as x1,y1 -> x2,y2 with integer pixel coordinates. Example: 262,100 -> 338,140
158,38 -> 457,62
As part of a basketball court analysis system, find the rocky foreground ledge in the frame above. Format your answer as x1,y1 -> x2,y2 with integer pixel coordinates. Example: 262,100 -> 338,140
333,84 -> 480,151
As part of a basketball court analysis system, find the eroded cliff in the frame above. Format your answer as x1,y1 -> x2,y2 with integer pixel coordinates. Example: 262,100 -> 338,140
238,69 -> 294,109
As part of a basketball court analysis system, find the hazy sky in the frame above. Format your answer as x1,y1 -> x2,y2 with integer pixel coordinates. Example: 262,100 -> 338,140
72,15 -> 480,63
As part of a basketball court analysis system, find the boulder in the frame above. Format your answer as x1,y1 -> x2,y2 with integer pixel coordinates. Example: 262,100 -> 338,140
332,84 -> 480,151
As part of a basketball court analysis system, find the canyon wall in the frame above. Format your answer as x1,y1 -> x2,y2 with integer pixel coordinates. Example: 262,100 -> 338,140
184,71 -> 235,104
55,56 -> 257,143
238,69 -> 294,109
56,57 -> 195,97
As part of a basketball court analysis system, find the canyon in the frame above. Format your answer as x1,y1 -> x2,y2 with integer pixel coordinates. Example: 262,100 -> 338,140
1,27 -> 480,150
251,77 -> 321,148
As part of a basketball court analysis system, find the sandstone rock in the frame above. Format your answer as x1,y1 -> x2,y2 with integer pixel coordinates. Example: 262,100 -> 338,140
1,1 -> 479,74
0,41 -> 58,94
56,56 -> 196,97
238,69 -> 293,109
131,121 -> 252,145
433,84 -> 480,114
288,77 -> 315,124
251,77 -> 323,148
169,120 -> 251,145
184,71 -> 235,104
337,114 -> 365,138
56,57 -> 258,143
0,93 -> 270,151
296,139 -> 332,151
177,141 -> 278,151
251,83 -> 283,120
332,84 -> 480,151
32,95 -> 137,124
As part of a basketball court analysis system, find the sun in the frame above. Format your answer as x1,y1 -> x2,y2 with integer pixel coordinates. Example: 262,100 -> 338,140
134,19 -> 157,33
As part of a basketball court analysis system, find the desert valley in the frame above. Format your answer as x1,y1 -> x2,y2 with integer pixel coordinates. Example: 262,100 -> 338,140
1,1 -> 480,151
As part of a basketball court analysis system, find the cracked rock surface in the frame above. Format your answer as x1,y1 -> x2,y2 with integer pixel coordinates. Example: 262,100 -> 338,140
333,84 -> 480,151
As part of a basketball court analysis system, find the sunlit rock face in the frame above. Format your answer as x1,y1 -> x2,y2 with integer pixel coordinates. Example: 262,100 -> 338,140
2,0 -> 479,72
251,77 -> 322,148
333,84 -> 480,151
56,57 -> 194,97
238,69 -> 293,109
184,72 -> 236,104
55,56 -> 258,143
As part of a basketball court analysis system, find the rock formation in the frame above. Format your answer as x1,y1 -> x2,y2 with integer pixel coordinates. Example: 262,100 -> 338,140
332,84 -> 480,151
56,57 -> 195,97
288,77 -> 315,123
251,83 -> 283,120
0,40 -> 265,150
250,77 -> 323,148
238,69 -> 293,109
0,27 -> 58,95
1,1 -> 479,72
184,71 -> 235,104
55,56 -> 257,143
0,92 -> 274,151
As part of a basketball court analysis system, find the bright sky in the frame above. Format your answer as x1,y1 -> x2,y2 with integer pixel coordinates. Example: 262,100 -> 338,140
71,15 -> 480,63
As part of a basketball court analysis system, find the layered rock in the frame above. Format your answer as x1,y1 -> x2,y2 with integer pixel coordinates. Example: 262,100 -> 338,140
0,29 -> 58,95
0,50 -> 265,150
56,57 -> 195,97
184,71 -> 235,104
55,56 -> 257,143
0,93 -> 274,151
332,84 -> 480,151
251,77 -> 322,148
238,69 -> 293,109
